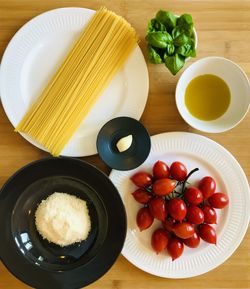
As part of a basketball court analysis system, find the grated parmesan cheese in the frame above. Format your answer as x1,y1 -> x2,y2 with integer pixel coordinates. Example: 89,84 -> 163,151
35,192 -> 91,247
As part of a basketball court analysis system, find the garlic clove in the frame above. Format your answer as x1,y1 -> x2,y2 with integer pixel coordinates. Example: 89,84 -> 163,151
116,134 -> 133,152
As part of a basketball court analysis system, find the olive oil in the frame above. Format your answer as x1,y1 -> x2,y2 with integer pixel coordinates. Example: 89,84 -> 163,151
185,74 -> 231,121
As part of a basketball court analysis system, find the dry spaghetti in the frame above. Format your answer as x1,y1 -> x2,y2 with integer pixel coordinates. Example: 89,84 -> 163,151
16,8 -> 138,156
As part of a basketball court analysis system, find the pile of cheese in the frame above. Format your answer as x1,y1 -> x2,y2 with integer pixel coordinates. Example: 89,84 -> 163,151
35,192 -> 91,247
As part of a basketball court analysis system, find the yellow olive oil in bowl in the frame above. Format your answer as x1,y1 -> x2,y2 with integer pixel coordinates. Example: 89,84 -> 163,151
176,57 -> 250,133
185,74 -> 231,121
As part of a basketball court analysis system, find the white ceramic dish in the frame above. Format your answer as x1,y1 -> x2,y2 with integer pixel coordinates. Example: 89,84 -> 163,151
0,7 -> 149,157
110,132 -> 250,278
175,57 -> 250,133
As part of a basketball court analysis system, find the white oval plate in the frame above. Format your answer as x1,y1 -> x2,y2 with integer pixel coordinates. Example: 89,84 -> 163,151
110,132 -> 250,278
0,7 -> 149,157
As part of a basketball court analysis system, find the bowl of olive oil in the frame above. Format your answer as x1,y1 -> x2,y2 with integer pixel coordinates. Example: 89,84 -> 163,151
176,57 -> 250,133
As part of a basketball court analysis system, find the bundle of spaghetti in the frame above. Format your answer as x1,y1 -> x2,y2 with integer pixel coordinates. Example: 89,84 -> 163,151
15,7 -> 138,156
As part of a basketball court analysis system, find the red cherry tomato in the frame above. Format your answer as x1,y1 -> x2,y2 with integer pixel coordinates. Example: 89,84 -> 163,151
153,161 -> 170,179
168,198 -> 187,221
153,178 -> 176,196
186,206 -> 204,224
167,237 -> 184,261
183,232 -> 200,248
184,186 -> 203,205
136,207 -> 154,231
132,189 -> 152,204
162,218 -> 176,232
170,161 -> 187,181
131,172 -> 152,188
149,197 -> 167,221
199,176 -> 216,199
208,193 -> 229,209
173,222 -> 195,239
198,224 -> 217,244
202,205 -> 217,224
151,228 -> 169,254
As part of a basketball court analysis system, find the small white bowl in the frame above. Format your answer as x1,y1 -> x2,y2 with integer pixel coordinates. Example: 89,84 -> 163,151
175,57 -> 250,133
193,27 -> 198,50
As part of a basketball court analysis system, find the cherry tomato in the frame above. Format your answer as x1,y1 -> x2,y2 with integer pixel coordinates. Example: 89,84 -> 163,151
199,176 -> 216,199
198,224 -> 217,244
167,237 -> 184,261
183,232 -> 200,248
208,193 -> 229,209
149,197 -> 167,221
168,198 -> 187,221
153,178 -> 176,196
162,218 -> 176,232
170,161 -> 187,181
132,189 -> 152,204
186,206 -> 204,224
202,205 -> 217,224
136,207 -> 154,231
184,186 -> 203,205
173,222 -> 195,239
151,228 -> 169,254
153,160 -> 170,179
131,172 -> 152,188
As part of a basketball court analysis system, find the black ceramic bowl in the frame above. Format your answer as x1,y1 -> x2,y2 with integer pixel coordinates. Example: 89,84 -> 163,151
96,117 -> 151,170
0,157 -> 126,289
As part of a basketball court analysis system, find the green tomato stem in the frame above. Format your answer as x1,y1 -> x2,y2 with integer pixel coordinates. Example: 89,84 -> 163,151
181,167 -> 199,195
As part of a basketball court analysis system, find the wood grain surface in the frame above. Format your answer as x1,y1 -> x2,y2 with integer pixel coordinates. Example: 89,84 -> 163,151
0,0 -> 249,288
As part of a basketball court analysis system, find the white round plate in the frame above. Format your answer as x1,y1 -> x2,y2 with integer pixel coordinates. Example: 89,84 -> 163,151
0,7 -> 149,157
110,132 -> 250,278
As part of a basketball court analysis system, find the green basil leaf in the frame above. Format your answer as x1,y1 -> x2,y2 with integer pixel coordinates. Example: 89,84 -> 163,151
156,10 -> 176,32
173,34 -> 189,46
147,45 -> 163,64
189,38 -> 196,57
176,14 -> 193,35
147,31 -> 173,48
147,18 -> 166,33
154,19 -> 166,32
176,37 -> 196,58
177,14 -> 193,27
176,43 -> 192,57
190,48 -> 196,57
165,44 -> 175,56
147,19 -> 156,33
176,45 -> 190,57
171,27 -> 182,39
165,54 -> 185,75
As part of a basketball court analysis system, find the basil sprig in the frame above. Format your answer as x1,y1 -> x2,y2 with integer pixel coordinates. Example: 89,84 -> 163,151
146,10 -> 196,75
